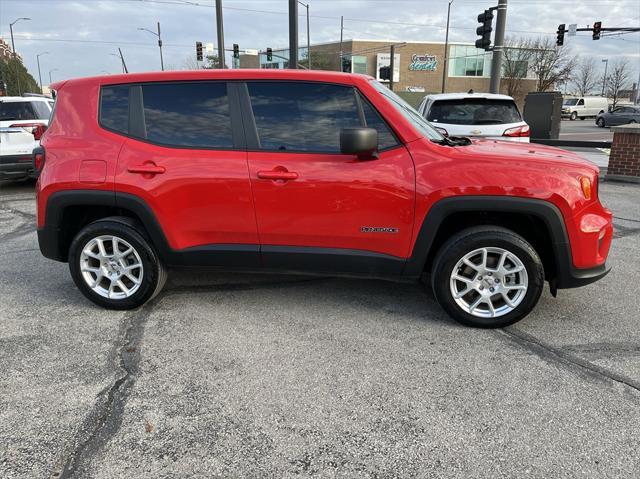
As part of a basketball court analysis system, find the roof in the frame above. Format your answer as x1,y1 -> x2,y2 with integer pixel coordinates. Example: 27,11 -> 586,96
423,92 -> 515,101
0,96 -> 52,102
51,69 -> 373,91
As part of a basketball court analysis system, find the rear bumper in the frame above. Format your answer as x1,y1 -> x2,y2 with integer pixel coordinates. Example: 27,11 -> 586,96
0,154 -> 34,179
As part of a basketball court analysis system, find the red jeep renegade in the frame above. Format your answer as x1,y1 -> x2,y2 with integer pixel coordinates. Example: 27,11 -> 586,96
34,70 -> 613,328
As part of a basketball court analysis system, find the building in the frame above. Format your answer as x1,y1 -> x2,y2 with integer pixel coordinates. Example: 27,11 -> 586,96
240,39 -> 539,105
0,38 -> 21,62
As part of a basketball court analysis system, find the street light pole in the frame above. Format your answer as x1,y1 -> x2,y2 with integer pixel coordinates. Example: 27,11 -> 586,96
441,0 -> 454,93
137,23 -> 164,71
601,58 -> 609,97
9,17 -> 31,96
36,52 -> 49,94
157,22 -> 164,71
49,69 -> 58,85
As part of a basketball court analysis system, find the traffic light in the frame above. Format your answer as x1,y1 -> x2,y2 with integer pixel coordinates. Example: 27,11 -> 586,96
233,43 -> 240,59
475,9 -> 494,51
556,24 -> 566,46
266,47 -> 273,61
379,66 -> 391,81
196,41 -> 203,61
593,21 -> 602,40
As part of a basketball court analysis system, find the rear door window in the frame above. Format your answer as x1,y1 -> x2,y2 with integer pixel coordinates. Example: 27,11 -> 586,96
141,82 -> 233,148
427,99 -> 522,125
247,81 -> 362,153
100,85 -> 130,134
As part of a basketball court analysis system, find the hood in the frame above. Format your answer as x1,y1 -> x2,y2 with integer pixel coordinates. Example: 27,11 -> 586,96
451,139 -> 599,173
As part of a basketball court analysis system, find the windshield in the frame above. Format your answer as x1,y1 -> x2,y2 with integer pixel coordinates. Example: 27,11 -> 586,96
369,80 -> 443,141
427,98 -> 521,125
0,101 -> 50,121
563,99 -> 578,106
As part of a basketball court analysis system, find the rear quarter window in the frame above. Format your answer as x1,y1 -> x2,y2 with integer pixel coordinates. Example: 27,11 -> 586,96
100,85 -> 130,134
427,99 -> 521,125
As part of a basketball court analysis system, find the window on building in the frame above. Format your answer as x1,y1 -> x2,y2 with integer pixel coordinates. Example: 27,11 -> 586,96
100,85 -> 129,134
140,82 -> 233,148
247,81 -> 362,153
449,45 -> 490,77
352,56 -> 368,75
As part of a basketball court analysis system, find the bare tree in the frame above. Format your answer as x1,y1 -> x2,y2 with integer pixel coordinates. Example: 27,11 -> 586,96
502,37 -> 534,102
606,59 -> 631,108
181,54 -> 221,70
571,58 -> 598,96
527,37 -> 577,92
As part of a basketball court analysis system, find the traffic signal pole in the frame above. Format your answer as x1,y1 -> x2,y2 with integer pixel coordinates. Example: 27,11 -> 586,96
215,0 -> 225,68
289,0 -> 298,69
489,0 -> 507,94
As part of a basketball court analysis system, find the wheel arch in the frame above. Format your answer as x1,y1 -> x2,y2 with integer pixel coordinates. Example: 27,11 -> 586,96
404,196 -> 573,288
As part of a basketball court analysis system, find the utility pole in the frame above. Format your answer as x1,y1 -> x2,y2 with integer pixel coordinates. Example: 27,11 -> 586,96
601,58 -> 609,97
9,17 -> 30,96
289,0 -> 298,69
216,0 -> 225,68
389,44 -> 395,92
339,16 -> 344,71
36,52 -> 48,94
157,22 -> 164,71
298,1 -> 310,69
118,48 -> 129,73
489,0 -> 507,93
441,0 -> 454,93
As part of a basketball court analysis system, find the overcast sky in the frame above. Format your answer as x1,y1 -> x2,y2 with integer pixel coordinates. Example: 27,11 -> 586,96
1,0 -> 638,85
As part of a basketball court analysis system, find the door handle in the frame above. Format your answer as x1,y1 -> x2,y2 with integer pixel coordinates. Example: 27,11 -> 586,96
127,163 -> 166,175
257,169 -> 298,181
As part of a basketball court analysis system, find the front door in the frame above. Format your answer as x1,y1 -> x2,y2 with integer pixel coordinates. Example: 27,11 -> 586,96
243,81 -> 415,274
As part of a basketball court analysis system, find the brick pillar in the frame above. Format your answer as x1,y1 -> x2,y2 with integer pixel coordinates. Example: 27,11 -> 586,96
606,124 -> 640,183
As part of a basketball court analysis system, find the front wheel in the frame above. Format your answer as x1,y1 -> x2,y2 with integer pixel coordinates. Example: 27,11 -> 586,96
431,227 -> 544,328
570,112 -> 578,121
596,117 -> 605,128
68,219 -> 167,309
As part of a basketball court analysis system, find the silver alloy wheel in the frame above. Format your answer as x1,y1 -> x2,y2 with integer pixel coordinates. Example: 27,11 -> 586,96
449,247 -> 528,319
79,235 -> 144,299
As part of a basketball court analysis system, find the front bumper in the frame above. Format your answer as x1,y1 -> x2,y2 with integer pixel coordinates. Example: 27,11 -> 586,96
0,154 -> 34,179
557,262 -> 611,289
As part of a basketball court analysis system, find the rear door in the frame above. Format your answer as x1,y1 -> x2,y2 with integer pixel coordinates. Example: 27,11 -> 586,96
243,81 -> 415,273
112,81 -> 260,266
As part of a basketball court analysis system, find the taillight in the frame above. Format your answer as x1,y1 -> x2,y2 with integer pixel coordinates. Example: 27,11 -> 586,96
9,123 -> 48,140
435,127 -> 449,136
503,125 -> 530,137
32,146 -> 46,176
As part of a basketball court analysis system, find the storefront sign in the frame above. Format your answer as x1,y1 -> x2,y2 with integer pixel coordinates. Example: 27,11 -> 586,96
409,53 -> 438,71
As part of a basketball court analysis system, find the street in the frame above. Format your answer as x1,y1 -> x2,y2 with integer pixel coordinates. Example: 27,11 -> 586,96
1,179 -> 639,478
560,118 -> 614,142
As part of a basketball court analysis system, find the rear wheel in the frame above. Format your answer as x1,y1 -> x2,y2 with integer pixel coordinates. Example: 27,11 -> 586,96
431,227 -> 544,328
68,219 -> 167,309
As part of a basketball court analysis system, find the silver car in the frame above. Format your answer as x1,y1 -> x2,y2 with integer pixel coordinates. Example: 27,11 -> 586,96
596,105 -> 640,127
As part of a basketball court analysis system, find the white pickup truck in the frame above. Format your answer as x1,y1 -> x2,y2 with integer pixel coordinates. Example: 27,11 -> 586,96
0,95 -> 53,181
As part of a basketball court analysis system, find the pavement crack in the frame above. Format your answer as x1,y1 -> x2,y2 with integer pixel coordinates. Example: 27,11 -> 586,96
497,327 -> 640,395
52,299 -> 159,478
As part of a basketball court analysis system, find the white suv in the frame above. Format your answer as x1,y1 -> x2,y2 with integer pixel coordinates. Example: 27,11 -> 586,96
417,93 -> 530,143
0,95 -> 53,181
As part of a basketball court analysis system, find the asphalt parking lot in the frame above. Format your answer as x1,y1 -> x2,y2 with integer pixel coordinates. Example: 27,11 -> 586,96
560,119 -> 614,142
1,179 -> 639,479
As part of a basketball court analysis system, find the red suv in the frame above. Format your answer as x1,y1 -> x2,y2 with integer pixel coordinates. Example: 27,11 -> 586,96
34,70 -> 613,327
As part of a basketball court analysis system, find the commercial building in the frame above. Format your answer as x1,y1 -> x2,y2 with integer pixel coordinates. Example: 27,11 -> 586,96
240,39 -> 539,103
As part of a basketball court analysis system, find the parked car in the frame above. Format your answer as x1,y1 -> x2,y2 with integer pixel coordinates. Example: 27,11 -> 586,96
561,96 -> 609,120
596,105 -> 640,127
0,95 -> 52,181
35,70 -> 612,328
417,93 -> 530,143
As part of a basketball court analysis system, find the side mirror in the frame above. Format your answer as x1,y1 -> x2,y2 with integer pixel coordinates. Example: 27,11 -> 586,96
340,127 -> 378,160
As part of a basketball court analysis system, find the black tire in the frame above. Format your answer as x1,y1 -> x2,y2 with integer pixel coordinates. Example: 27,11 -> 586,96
630,120 -> 637,124
596,117 -> 605,128
570,112 -> 577,121
580,116 -> 585,120
431,226 -> 544,328
68,219 -> 167,310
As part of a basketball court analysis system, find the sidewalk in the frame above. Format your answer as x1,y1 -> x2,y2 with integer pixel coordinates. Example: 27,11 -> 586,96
564,146 -> 610,171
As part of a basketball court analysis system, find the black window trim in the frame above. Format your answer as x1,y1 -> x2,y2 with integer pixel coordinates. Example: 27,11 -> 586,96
98,80 -> 246,151
238,79 -> 403,156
